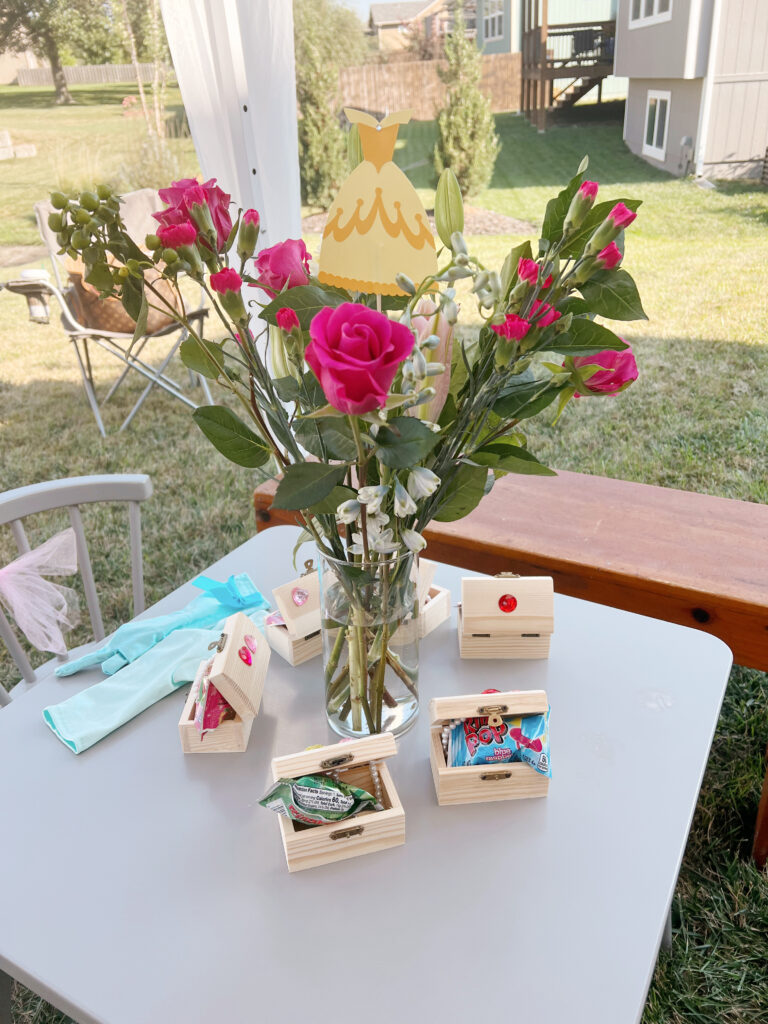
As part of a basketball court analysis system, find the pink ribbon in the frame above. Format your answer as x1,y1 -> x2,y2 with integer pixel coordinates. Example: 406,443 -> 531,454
0,528 -> 80,655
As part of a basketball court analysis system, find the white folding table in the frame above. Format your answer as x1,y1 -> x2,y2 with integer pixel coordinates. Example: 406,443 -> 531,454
0,526 -> 732,1024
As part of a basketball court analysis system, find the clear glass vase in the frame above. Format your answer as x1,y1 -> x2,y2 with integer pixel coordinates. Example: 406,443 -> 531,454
319,547 -> 419,738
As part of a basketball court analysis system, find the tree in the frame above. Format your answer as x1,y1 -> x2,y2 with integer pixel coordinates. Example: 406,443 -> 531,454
293,0 -> 368,208
0,0 -> 74,103
433,0 -> 500,197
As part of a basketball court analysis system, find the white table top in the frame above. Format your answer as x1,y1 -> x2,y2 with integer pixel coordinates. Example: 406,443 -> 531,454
0,526 -> 732,1024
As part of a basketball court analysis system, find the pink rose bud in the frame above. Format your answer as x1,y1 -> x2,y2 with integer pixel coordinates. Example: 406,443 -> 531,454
276,307 -> 300,333
237,207 -> 261,261
596,242 -> 622,270
572,347 -> 638,397
584,201 -> 638,257
305,303 -> 414,415
564,179 -> 599,233
254,239 -> 311,293
491,313 -> 531,341
531,299 -> 561,329
156,221 -> 197,249
210,267 -> 246,320
154,177 -> 232,251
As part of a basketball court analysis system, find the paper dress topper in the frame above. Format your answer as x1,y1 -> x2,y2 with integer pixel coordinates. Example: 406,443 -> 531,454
318,108 -> 438,297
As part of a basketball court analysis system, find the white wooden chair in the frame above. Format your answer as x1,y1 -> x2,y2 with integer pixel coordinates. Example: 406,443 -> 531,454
2,189 -> 212,435
0,474 -> 153,704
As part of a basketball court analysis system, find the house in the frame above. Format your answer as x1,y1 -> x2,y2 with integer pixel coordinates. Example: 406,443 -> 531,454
0,48 -> 44,86
369,1 -> 516,55
614,0 -> 768,179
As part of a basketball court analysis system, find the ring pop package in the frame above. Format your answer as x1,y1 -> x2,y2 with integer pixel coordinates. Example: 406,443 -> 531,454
448,708 -> 551,777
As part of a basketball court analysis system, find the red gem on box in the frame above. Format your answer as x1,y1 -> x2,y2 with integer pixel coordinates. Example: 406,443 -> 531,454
498,593 -> 517,613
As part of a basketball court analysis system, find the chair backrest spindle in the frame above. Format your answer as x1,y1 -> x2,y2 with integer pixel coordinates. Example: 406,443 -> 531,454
128,501 -> 145,616
10,519 -> 30,555
67,505 -> 105,642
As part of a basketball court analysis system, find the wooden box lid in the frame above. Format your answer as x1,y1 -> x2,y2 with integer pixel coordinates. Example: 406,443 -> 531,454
272,570 -> 321,639
460,576 -> 554,634
271,732 -> 397,781
429,689 -> 549,725
208,611 -> 269,719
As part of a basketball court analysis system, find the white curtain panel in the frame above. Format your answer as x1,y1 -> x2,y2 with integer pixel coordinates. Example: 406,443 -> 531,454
160,0 -> 302,249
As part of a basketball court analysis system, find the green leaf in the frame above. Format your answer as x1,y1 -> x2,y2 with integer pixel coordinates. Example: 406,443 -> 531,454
295,417 -> 357,461
579,268 -> 647,321
541,169 -> 584,244
558,296 -> 590,317
120,275 -> 143,322
261,285 -> 346,330
433,463 -> 487,522
500,240 -> 532,299
309,484 -> 357,515
374,416 -> 440,469
129,289 -> 148,350
192,406 -> 271,468
273,375 -> 301,402
434,168 -> 464,249
561,198 -> 642,257
347,124 -> 363,171
84,261 -> 114,294
547,317 -> 629,356
271,462 -> 348,510
472,441 -> 556,476
180,337 -> 223,379
292,528 -> 314,569
492,372 -> 549,419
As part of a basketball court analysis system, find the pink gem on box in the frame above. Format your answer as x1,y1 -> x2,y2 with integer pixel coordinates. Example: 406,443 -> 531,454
291,587 -> 309,607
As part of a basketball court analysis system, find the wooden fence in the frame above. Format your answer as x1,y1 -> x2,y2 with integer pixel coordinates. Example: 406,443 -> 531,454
17,64 -> 157,86
339,52 -> 521,120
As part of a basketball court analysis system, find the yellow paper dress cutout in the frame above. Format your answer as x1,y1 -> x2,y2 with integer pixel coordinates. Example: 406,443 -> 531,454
318,108 -> 438,297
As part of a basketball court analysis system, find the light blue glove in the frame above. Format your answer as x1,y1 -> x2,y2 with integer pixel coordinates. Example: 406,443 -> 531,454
43,625 -> 222,753
56,573 -> 269,677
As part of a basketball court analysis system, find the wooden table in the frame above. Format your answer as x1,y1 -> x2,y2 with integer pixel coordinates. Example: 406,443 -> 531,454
0,527 -> 732,1024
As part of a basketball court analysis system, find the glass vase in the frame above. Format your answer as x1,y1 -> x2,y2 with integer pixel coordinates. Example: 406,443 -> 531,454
319,547 -> 419,738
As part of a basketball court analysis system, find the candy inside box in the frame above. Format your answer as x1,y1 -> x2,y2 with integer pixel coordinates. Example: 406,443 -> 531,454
429,689 -> 550,805
269,732 -> 404,872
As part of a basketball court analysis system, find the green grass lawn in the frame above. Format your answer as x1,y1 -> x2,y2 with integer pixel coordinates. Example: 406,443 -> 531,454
1,89 -> 767,1024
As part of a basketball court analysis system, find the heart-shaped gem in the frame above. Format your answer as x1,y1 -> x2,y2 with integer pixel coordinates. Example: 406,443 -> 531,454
244,633 -> 258,653
238,646 -> 252,666
291,586 -> 309,607
265,611 -> 285,627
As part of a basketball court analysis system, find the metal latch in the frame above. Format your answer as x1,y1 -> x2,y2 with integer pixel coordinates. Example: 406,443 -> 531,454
320,753 -> 355,769
207,632 -> 227,653
478,703 -> 508,726
480,771 -> 512,781
329,825 -> 364,841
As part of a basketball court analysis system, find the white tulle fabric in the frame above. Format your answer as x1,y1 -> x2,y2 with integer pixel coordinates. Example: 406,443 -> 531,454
0,528 -> 80,655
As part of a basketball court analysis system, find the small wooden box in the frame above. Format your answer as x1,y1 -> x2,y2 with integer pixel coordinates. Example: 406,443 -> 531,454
269,733 -> 405,872
394,558 -> 451,644
458,576 -> 554,659
178,662 -> 255,753
265,569 -> 322,666
429,689 -> 550,805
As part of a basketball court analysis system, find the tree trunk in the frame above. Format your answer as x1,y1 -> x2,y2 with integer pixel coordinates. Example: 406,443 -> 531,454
44,34 -> 74,105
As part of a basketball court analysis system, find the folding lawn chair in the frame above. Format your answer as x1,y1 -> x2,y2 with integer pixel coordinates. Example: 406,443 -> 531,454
4,188 -> 212,436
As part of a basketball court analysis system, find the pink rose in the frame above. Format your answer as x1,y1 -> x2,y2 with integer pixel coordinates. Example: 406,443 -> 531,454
518,257 -> 552,289
210,268 -> 242,294
531,300 -> 561,329
572,347 -> 638,397
157,221 -> 197,249
243,208 -> 260,228
254,239 -> 311,293
276,307 -> 300,332
154,177 -> 232,250
579,181 -> 599,201
596,242 -> 622,270
491,314 -> 531,341
607,203 -> 637,230
305,303 -> 414,415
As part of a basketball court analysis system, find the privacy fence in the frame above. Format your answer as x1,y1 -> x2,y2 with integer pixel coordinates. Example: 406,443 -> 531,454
339,52 -> 521,121
17,63 -> 157,86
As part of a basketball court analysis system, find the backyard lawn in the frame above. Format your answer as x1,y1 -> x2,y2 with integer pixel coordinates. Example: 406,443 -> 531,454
1,87 -> 767,1023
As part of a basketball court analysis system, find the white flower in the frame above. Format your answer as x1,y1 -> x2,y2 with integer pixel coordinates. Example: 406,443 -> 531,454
367,511 -> 390,529
336,499 -> 360,525
349,527 -> 399,555
406,467 -> 440,500
357,484 -> 388,515
401,528 -> 427,553
394,479 -> 417,518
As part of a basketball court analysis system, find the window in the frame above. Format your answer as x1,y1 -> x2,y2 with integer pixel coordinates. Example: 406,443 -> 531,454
483,0 -> 504,42
643,90 -> 670,160
630,0 -> 672,27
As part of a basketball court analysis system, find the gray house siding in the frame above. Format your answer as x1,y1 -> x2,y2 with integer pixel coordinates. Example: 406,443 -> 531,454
477,0 -> 515,54
625,77 -> 703,174
701,0 -> 768,178
614,0 -> 713,80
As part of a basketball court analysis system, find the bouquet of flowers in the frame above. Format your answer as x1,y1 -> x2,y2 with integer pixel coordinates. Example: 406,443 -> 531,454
49,146 -> 644,739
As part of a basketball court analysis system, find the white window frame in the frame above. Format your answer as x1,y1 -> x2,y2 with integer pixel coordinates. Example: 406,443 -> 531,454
483,0 -> 504,42
642,89 -> 671,160
629,0 -> 672,29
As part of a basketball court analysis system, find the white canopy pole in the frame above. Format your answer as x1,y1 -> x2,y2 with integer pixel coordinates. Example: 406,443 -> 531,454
160,0 -> 302,247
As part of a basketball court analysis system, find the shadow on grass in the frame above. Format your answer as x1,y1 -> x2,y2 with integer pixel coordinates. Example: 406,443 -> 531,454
0,84 -> 132,109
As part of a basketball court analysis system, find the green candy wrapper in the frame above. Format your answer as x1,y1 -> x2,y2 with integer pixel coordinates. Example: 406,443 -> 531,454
260,774 -> 380,827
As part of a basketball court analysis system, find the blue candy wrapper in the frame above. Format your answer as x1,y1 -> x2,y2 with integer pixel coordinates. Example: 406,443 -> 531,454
448,709 -> 551,777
